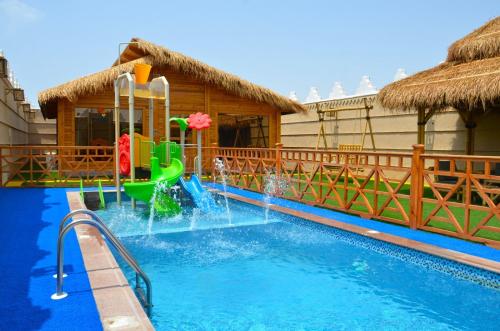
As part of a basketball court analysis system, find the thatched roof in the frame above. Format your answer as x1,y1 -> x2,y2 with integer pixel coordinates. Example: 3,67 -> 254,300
447,17 -> 500,63
379,57 -> 500,110
379,17 -> 500,111
39,38 -> 305,118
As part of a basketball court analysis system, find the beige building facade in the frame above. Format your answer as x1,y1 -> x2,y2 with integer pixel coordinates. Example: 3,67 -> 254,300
28,110 -> 56,145
281,93 -> 500,155
0,74 -> 29,145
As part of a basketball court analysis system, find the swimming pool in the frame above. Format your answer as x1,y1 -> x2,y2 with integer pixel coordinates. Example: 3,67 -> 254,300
97,196 -> 500,330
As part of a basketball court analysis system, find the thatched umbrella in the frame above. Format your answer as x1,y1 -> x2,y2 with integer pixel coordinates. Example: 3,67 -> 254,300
379,17 -> 500,154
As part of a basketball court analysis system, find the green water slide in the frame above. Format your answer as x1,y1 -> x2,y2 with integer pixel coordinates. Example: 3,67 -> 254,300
123,142 -> 184,214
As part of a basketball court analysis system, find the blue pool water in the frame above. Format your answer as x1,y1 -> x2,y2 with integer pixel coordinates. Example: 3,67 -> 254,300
98,197 -> 500,330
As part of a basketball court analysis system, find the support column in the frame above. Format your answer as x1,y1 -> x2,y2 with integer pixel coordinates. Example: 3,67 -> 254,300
315,111 -> 327,150
113,80 -> 121,204
465,122 -> 476,155
409,144 -> 425,229
148,98 -> 154,139
417,108 -> 425,145
458,109 -> 477,155
128,80 -> 135,208
417,108 -> 436,146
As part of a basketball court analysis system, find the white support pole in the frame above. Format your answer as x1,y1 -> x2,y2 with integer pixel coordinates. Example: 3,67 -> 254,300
115,73 -> 134,204
150,77 -> 170,165
114,80 -> 121,204
148,98 -> 154,140
164,79 -> 170,165
197,130 -> 202,179
150,76 -> 170,165
128,79 -> 136,208
180,130 -> 185,169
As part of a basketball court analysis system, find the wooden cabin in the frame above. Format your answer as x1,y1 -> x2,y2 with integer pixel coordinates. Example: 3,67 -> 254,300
38,38 -> 305,149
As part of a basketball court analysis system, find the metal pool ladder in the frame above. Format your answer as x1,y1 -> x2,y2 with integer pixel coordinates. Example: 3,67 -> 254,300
51,209 -> 153,315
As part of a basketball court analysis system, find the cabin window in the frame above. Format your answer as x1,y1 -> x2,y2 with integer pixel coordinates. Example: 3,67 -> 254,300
218,114 -> 269,147
115,108 -> 143,136
74,108 -> 143,146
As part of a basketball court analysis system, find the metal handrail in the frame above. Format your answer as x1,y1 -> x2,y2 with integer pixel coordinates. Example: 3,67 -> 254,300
53,210 -> 152,315
58,209 -> 102,233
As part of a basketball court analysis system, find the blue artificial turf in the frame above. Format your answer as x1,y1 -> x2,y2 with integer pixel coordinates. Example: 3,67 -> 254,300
207,183 -> 500,263
0,188 -> 102,331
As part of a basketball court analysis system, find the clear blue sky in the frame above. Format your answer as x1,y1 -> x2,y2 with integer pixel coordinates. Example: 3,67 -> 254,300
1,0 -> 498,105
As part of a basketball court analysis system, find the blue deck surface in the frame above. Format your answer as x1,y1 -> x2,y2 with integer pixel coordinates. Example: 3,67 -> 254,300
207,183 -> 500,263
0,188 -> 102,331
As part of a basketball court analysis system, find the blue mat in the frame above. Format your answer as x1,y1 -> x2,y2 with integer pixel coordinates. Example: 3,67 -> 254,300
207,183 -> 500,263
0,188 -> 102,330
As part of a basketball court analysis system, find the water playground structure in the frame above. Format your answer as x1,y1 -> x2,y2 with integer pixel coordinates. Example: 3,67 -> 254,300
114,63 -> 214,214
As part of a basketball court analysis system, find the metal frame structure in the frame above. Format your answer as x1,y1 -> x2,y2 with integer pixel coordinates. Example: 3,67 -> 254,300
113,73 -> 170,206
315,97 -> 376,151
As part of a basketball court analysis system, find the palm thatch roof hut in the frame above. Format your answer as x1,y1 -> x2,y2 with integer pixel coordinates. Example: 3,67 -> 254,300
379,17 -> 500,154
38,38 -> 305,148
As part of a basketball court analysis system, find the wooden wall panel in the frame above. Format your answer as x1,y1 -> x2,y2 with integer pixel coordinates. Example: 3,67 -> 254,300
57,100 -> 75,146
57,65 -> 287,147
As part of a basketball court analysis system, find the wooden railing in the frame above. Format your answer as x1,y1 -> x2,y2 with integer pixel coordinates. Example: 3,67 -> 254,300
2,144 -> 499,244
184,145 -> 217,175
419,153 -> 500,243
212,144 -> 500,245
0,145 -> 115,187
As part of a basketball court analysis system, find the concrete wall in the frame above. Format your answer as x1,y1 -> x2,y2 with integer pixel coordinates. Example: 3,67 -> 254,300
281,93 -> 500,155
28,109 -> 56,145
0,77 -> 29,145
1,72 -> 56,184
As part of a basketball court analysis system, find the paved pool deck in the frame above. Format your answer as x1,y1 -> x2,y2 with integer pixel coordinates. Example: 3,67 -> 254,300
207,183 -> 500,266
0,188 -> 102,331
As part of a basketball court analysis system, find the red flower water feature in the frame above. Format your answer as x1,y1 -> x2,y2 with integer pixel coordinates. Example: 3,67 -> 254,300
118,134 -> 131,176
187,112 -> 212,130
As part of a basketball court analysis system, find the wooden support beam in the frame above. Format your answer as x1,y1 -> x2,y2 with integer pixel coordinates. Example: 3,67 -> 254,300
321,104 -> 374,114
417,108 -> 425,145
315,104 -> 328,149
275,112 -> 281,146
416,108 -> 436,145
361,98 -> 376,151
457,109 -> 478,155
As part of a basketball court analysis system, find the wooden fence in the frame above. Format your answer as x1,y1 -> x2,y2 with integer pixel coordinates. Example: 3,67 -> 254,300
212,144 -> 500,245
0,146 -> 115,187
1,144 -> 499,245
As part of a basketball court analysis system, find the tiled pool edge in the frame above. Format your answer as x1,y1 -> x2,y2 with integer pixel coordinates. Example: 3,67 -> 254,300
66,191 -> 154,331
207,185 -> 500,274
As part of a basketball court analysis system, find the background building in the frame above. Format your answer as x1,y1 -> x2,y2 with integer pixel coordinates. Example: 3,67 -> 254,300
282,75 -> 500,155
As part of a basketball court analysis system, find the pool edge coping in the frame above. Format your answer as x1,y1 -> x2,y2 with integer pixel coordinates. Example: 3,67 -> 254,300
209,188 -> 500,274
66,191 -> 155,331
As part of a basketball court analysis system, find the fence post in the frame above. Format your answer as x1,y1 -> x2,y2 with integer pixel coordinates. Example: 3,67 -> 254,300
274,143 -> 283,196
275,143 -> 283,174
409,144 -> 425,229
211,142 -> 218,181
